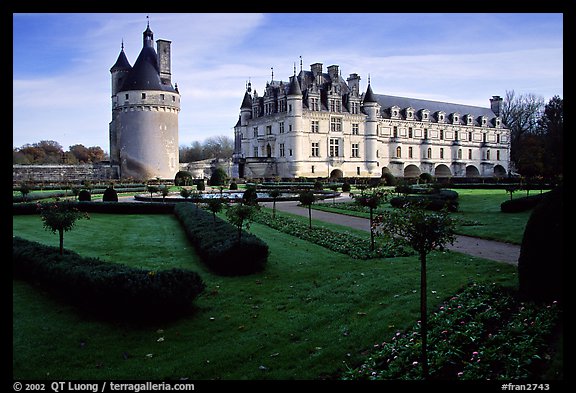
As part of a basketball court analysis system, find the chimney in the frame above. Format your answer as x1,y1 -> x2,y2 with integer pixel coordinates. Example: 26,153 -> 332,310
157,39 -> 172,85
490,95 -> 503,116
327,65 -> 339,81
346,73 -> 361,94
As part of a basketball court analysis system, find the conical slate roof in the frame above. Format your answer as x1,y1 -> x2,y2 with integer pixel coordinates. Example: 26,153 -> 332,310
287,75 -> 302,96
363,83 -> 377,103
118,45 -> 176,93
110,48 -> 132,72
240,90 -> 253,109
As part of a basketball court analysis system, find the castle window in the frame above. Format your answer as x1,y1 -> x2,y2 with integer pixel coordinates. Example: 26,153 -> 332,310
125,93 -> 129,100
393,126 -> 398,138
357,167 -> 361,175
289,149 -> 293,156
467,114 -> 474,125
141,93 -> 146,99
312,165 -> 315,174
160,94 -> 165,100
289,124 -> 293,132
351,143 -> 360,158
455,131 -> 459,141
351,102 -> 359,114
496,134 -> 500,143
458,149 -> 462,159
310,97 -> 319,111
330,117 -> 342,132
266,125 -> 272,135
486,150 -> 491,160
396,146 -> 401,158
311,121 -> 319,133
253,147 -> 258,157
352,123 -> 359,135
468,149 -> 472,159
279,122 -> 285,134
253,127 -> 258,138
311,142 -> 320,157
289,104 -> 292,113
496,118 -> 501,127
497,150 -> 501,160
279,143 -> 285,157
468,131 -> 473,141
440,148 -> 444,159
440,130 -> 444,140
427,147 -> 432,159
172,96 -> 175,102
483,133 -> 487,143
408,127 -> 413,138
329,138 -> 340,157
482,117 -> 487,126
424,129 -> 428,139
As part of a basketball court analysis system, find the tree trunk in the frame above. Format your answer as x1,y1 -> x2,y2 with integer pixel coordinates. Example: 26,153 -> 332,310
308,206 -> 312,229
59,229 -> 64,255
369,207 -> 374,251
420,251 -> 429,379
273,200 -> 276,219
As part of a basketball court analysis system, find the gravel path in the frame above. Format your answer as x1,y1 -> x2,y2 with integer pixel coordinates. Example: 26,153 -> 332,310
261,195 -> 520,266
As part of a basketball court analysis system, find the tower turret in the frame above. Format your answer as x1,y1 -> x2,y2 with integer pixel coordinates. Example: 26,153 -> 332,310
362,81 -> 380,175
287,75 -> 303,176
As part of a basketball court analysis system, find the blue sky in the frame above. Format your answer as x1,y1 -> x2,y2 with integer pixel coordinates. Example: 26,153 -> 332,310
13,13 -> 563,152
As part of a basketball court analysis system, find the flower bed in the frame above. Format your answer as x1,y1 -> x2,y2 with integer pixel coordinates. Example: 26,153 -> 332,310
341,282 -> 561,380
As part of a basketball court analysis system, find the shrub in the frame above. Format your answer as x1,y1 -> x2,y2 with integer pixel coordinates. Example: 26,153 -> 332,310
390,195 -> 458,212
419,172 -> 434,184
174,204 -> 268,276
382,172 -> 396,186
174,170 -> 193,186
13,237 -> 205,318
209,167 -> 228,187
342,182 -> 351,192
242,186 -> 259,206
78,189 -> 91,201
102,187 -> 118,202
196,179 -> 205,191
313,180 -> 324,190
518,186 -> 563,302
229,182 -> 238,190
500,192 -> 549,213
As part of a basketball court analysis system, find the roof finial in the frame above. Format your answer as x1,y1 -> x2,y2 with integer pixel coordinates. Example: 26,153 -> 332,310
299,56 -> 303,72
146,15 -> 150,28
368,74 -> 371,85
121,38 -> 124,50
293,62 -> 296,76
271,67 -> 274,82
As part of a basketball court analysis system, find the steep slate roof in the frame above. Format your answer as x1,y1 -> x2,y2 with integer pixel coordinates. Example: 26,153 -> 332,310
118,45 -> 177,93
110,48 -> 132,72
363,84 -> 377,103
240,91 -> 253,109
373,94 -> 499,126
287,75 -> 302,95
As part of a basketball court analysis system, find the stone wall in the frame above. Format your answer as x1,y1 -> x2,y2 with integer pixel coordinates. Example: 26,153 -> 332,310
13,164 -> 120,184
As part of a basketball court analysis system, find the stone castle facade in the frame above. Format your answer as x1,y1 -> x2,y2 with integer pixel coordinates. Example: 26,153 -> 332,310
233,63 -> 510,179
109,22 -> 180,180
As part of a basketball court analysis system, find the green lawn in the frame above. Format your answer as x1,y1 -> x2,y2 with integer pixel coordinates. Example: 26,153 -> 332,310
12,213 -> 518,380
313,188 -> 533,244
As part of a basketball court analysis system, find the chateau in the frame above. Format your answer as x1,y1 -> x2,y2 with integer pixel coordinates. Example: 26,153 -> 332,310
109,22 -> 180,180
233,63 -> 510,179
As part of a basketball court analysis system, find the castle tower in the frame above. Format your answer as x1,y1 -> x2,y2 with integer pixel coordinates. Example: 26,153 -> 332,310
286,74 -> 303,177
109,22 -> 180,180
362,81 -> 380,175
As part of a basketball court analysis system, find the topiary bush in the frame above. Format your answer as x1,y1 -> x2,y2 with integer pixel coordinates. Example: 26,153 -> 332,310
174,170 -> 193,186
342,181 -> 351,192
229,182 -> 238,190
209,167 -> 228,187
102,187 -> 118,202
382,172 -> 396,186
500,192 -> 549,213
78,189 -> 91,201
518,185 -> 563,302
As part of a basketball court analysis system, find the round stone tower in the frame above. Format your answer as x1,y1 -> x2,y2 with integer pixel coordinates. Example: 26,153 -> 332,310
109,22 -> 180,180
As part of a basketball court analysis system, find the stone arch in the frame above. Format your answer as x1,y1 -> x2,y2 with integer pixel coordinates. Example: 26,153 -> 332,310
434,164 -> 452,177
493,164 -> 507,177
330,169 -> 344,179
404,164 -> 421,178
466,165 -> 480,177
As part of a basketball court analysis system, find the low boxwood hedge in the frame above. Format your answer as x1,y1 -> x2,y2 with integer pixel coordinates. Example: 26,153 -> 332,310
390,194 -> 459,212
13,236 -> 205,318
500,191 -> 550,213
174,204 -> 268,276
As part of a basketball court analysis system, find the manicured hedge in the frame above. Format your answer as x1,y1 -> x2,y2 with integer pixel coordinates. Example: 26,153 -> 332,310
174,204 -> 268,276
500,191 -> 550,213
13,236 -> 205,318
390,193 -> 459,212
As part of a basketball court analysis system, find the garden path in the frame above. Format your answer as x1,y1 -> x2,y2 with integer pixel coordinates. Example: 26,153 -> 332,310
261,194 -> 521,266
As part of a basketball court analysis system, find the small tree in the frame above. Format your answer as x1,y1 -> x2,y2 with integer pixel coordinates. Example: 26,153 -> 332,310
180,187 -> 191,201
374,204 -> 455,379
268,189 -> 281,219
242,186 -> 259,207
147,185 -> 159,200
329,184 -> 339,204
38,202 -> 89,255
299,190 -> 316,229
209,167 -> 228,187
353,189 -> 386,251
71,186 -> 80,201
205,198 -> 225,222
225,203 -> 256,243
160,184 -> 170,203
505,185 -> 517,200
19,183 -> 31,202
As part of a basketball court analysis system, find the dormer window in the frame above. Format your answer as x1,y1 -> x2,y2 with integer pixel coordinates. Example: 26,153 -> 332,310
495,117 -> 501,128
466,114 -> 474,125
406,107 -> 415,120
452,112 -> 460,124
437,111 -> 446,123
421,109 -> 430,122
391,105 -> 401,119
481,116 -> 488,126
